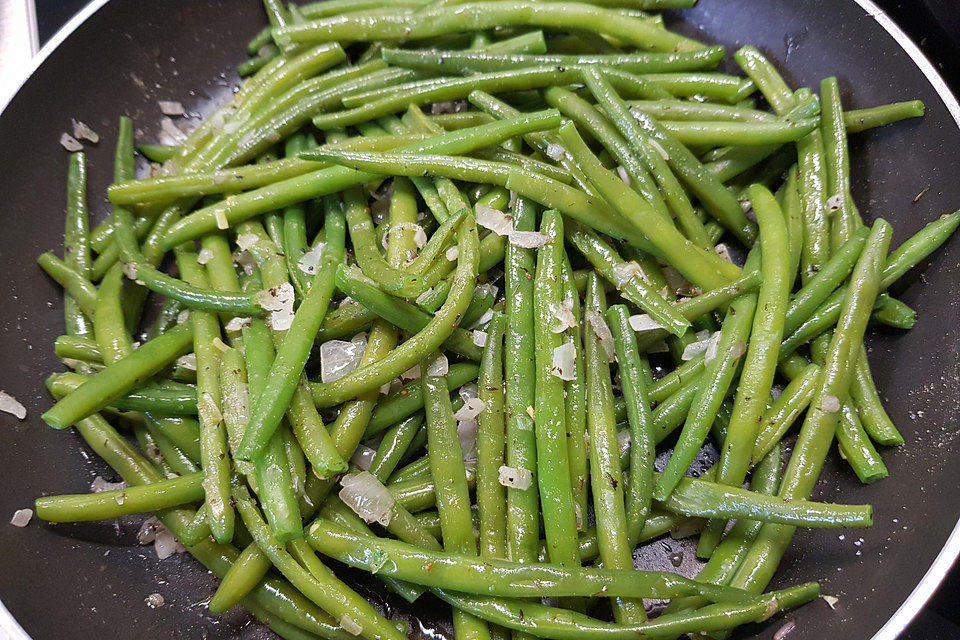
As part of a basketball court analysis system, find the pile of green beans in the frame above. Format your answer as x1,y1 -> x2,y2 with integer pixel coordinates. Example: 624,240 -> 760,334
28,1 -> 957,639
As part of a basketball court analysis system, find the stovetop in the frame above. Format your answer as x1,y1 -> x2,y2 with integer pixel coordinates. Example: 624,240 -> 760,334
29,1 -> 960,638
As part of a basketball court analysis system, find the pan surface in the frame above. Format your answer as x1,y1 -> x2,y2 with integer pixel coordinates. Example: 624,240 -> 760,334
0,1 -> 958,639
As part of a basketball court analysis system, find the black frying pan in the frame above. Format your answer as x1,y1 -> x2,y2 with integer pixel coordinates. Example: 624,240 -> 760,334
0,1 -> 958,638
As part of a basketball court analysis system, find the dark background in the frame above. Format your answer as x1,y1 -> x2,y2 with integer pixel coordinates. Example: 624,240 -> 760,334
27,0 -> 960,638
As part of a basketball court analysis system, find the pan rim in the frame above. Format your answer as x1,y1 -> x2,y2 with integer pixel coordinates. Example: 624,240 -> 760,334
0,0 -> 958,639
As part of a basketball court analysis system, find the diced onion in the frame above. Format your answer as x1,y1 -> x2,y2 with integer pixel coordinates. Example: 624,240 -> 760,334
72,119 -> 99,143
550,296 -> 577,333
340,615 -> 363,636
773,620 -> 795,640
122,261 -> 139,281
59,132 -> 83,151
320,335 -> 367,383
822,595 -> 839,610
827,194 -> 843,212
339,471 -> 394,526
648,138 -> 670,160
154,526 -> 179,560
176,353 -> 197,371
235,233 -> 259,251
715,243 -> 733,263
457,418 -> 478,461
508,230 -> 553,249
498,465 -> 533,490
628,314 -> 664,333
617,430 -> 632,457
198,393 -> 223,427
551,339 -> 576,380
145,593 -> 165,609
0,391 -> 27,420
224,317 -> 251,332
10,509 -> 32,527
445,246 -> 459,262
728,340 -> 747,359
611,261 -> 644,289
297,243 -> 325,275
681,329 -> 714,361
426,353 -> 449,377
586,310 -> 616,362
159,117 -> 187,144
350,445 -> 377,471
617,166 -> 630,185
257,283 -> 295,331
158,100 -> 185,116
458,383 -> 479,403
475,203 -> 513,236
820,395 -> 841,412
137,517 -> 164,545
469,308 -> 494,330
546,143 -> 566,160
472,330 -> 488,348
91,476 -> 128,493
704,331 -> 723,362
454,398 -> 487,421
196,248 -> 214,265
214,208 -> 229,230
401,365 -> 421,380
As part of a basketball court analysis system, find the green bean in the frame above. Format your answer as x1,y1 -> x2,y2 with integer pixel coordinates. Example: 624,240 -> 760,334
381,46 -> 725,75
850,352 -> 903,446
560,259 -> 589,531
726,221 -> 892,605
605,305 -> 655,547
306,519 -> 751,602
502,195 -> 541,564
701,185 -> 790,556
634,72 -> 751,103
844,100 -> 925,134
138,143 -> 180,162
590,73 -> 757,244
836,404 -> 888,483
95,266 -> 136,363
176,250 -> 235,543
35,473 -> 204,522
627,99 -> 775,122
422,351 -> 493,640
365,363 -> 479,436
298,0 -> 431,19
54,335 -> 101,363
311,215 -> 478,408
369,414 -> 425,482
63,152 -> 92,336
654,253 -> 759,501
42,323 -> 193,429
208,542 -> 274,614
242,318 -> 303,542
234,487 -> 407,640
333,264 -> 482,361
531,210 -> 581,575
239,43 -> 280,77
733,46 -> 795,113
37,252 -> 98,320
276,2 -> 704,53
781,292 -> 900,357
161,110 -> 560,247
476,313 -> 508,560
558,122 -> 737,292
583,279 -> 646,624
435,583 -> 817,640
658,118 -> 819,146
752,362 -> 819,464
46,371 -> 196,416
234,208 -> 348,468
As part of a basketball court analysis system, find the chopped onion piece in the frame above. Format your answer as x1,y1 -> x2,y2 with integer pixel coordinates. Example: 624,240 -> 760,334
551,339 -> 576,380
154,526 -> 179,560
498,465 -> 533,490
224,317 -> 251,332
176,353 -> 197,371
648,138 -> 670,160
426,353 -> 449,377
176,310 -> 190,325
159,117 -> 187,144
546,143 -> 566,160
728,340 -> 747,359
320,336 -> 367,383
715,243 -> 733,263
430,100 -> 466,115
822,595 -> 839,609
257,283 -> 295,331
611,261 -> 644,289
617,430 -> 632,457
339,472 -> 394,526
59,132 -> 83,151
704,331 -> 723,362
827,194 -> 843,212
71,119 -> 99,143
525,406 -> 535,420
629,314 -> 664,333
773,620 -> 795,640
214,208 -> 228,230
145,593 -> 165,608
445,246 -> 459,262
472,330 -> 487,348
454,398 -> 487,421
137,516 -> 163,545
401,364 -> 421,380
122,261 -> 139,280
459,383 -> 479,403
235,233 -> 259,251
820,395 -> 841,413
469,308 -> 494,330
550,296 -> 577,333
617,166 -> 630,185
475,203 -> 513,236
234,250 -> 256,275
158,100 -> 185,116
350,445 -> 377,471
681,330 -> 714,361
0,391 -> 26,420
508,190 -> 518,211
10,509 -> 32,527
457,418 -> 478,461
91,476 -> 128,493
196,248 -> 214,265
340,615 -> 363,636
476,282 -> 499,300
297,242 -> 325,275
508,230 -> 553,249
586,310 -> 616,362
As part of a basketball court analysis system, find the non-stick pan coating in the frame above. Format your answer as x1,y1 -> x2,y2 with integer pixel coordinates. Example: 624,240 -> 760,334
0,1 -> 958,638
